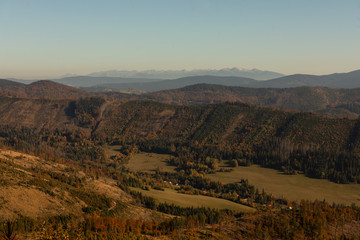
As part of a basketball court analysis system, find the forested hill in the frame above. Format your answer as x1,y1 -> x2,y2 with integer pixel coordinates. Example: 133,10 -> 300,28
0,97 -> 359,183
95,100 -> 360,183
143,84 -> 360,119
0,79 -> 92,99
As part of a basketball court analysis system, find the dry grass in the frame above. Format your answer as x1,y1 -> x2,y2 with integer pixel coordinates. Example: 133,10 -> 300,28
0,149 -> 86,220
0,149 -> 68,173
0,149 -> 169,222
0,186 -> 84,220
84,177 -> 131,203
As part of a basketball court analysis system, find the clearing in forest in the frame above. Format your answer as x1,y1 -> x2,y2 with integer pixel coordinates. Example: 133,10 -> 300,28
126,152 -> 176,172
130,187 -> 255,212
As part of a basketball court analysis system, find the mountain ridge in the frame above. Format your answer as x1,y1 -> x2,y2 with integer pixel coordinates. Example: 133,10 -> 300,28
87,67 -> 284,80
7,68 -> 360,90
81,69 -> 360,91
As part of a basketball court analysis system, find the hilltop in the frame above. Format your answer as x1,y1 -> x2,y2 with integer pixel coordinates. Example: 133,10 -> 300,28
259,69 -> 360,88
0,79 -> 92,99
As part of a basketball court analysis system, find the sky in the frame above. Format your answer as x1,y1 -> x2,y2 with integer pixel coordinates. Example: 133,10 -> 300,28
0,0 -> 359,79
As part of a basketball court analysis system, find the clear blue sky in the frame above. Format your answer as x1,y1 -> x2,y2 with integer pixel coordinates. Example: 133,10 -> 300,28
0,0 -> 359,79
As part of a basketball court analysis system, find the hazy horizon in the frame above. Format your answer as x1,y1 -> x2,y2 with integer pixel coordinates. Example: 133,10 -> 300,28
4,67 -> 360,81
1,0 -> 359,79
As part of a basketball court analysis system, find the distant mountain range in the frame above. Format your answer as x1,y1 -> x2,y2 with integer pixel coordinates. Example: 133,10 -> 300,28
9,69 -> 360,91
258,69 -> 360,88
2,68 -> 360,118
87,67 -> 284,80
81,76 -> 257,92
81,69 -> 360,92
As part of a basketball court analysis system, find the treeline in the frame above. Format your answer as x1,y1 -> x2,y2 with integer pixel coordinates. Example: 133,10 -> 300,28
130,190 -> 223,225
2,200 -> 360,239
117,165 -> 274,207
0,126 -> 107,166
138,136 -> 360,183
240,200 -> 360,239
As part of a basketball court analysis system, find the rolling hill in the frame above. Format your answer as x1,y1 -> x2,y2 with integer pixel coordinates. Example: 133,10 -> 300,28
4,75 -> 360,119
0,79 -> 28,97
81,69 -> 360,92
81,75 -> 258,92
0,95 -> 359,183
259,69 -> 360,88
52,76 -> 163,87
0,79 -> 92,99
9,69 -> 360,92
143,84 -> 360,118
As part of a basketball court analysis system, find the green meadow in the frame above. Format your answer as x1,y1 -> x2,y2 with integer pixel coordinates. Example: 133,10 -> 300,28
130,187 -> 255,212
208,165 -> 360,205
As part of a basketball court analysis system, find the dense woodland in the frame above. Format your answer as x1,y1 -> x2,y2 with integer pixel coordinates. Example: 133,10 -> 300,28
2,97 -> 360,184
0,97 -> 359,183
143,84 -> 360,117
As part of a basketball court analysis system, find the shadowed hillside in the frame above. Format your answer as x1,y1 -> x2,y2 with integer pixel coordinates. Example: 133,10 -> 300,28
143,84 -> 360,118
0,96 -> 105,132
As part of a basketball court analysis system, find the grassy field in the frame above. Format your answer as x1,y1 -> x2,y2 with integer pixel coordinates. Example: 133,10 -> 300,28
104,146 -> 176,173
126,152 -> 176,173
208,165 -> 360,205
106,148 -> 360,206
130,187 -> 255,212
104,144 -> 122,158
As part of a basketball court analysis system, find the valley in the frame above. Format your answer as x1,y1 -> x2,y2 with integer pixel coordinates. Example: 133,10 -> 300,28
0,74 -> 360,239
120,151 -> 360,205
